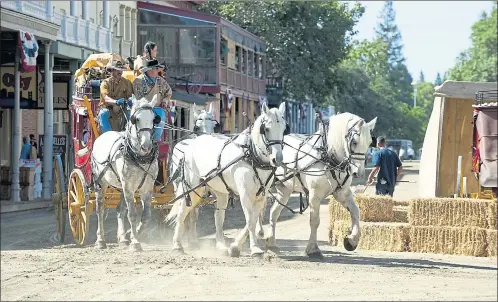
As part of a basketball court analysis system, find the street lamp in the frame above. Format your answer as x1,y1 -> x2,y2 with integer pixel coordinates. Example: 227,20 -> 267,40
411,80 -> 418,108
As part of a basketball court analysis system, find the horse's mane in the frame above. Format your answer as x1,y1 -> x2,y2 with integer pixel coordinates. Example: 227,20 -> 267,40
326,112 -> 361,156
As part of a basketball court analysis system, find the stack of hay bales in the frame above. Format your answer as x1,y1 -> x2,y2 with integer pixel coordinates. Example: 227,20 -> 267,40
328,194 -> 410,252
328,194 -> 497,257
409,198 -> 497,257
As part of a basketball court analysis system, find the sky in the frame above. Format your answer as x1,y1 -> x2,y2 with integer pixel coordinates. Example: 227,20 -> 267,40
350,1 -> 495,83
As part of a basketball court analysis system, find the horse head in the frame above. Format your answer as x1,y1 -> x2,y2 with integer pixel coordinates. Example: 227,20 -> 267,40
192,103 -> 217,134
127,94 -> 159,155
326,113 -> 377,178
251,102 -> 287,167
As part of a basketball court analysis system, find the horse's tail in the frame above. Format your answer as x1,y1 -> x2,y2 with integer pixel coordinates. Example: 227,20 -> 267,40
164,200 -> 179,227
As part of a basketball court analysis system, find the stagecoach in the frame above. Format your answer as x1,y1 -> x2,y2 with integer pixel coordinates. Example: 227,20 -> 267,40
52,53 -> 179,245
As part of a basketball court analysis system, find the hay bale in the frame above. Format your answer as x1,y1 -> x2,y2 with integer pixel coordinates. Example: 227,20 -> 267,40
393,206 -> 408,223
486,201 -> 497,230
330,220 -> 410,252
409,226 -> 488,257
394,200 -> 410,207
486,230 -> 497,257
328,194 -> 394,223
408,198 -> 492,229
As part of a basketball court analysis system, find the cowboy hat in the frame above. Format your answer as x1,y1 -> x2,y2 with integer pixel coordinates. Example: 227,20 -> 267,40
106,60 -> 126,71
140,58 -> 165,73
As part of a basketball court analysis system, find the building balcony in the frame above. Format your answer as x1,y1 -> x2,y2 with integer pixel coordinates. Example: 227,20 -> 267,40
112,37 -> 134,59
1,0 -> 111,53
220,68 -> 266,95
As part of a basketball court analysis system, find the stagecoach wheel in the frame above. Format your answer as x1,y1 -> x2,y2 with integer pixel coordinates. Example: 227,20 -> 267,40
53,155 -> 67,243
67,169 -> 91,246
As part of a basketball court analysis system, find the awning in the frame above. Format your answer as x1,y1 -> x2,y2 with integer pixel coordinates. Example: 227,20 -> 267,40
171,91 -> 206,105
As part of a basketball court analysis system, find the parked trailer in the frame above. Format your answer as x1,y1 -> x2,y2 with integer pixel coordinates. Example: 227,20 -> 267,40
418,80 -> 497,199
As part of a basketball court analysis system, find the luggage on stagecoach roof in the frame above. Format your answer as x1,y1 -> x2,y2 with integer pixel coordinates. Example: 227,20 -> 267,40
74,53 -> 129,78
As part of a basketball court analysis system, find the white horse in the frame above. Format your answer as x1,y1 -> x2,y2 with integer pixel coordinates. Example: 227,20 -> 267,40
263,112 -> 377,258
91,95 -> 160,252
167,102 -> 217,246
167,103 -> 287,257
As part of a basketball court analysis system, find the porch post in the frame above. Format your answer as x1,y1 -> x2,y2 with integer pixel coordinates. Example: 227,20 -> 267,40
10,43 -> 21,202
103,0 -> 110,28
81,0 -> 88,20
42,41 -> 54,199
69,0 -> 78,17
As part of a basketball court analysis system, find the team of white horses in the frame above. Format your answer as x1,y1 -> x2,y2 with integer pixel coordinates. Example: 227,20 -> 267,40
90,94 -> 377,258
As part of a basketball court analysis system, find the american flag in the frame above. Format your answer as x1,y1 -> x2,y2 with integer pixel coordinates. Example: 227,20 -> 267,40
19,30 -> 39,73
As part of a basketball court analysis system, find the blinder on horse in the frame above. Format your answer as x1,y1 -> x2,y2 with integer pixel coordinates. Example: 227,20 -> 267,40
129,106 -> 159,136
192,117 -> 221,133
345,118 -> 370,164
258,120 -> 287,153
284,123 -> 291,136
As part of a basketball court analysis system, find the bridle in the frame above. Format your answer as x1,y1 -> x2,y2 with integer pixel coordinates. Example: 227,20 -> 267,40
126,105 -> 160,158
343,118 -> 369,169
256,118 -> 289,154
192,113 -> 220,134
129,106 -> 160,137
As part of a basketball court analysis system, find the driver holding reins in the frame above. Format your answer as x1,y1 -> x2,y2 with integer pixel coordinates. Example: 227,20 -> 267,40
98,60 -> 134,133
132,58 -> 172,142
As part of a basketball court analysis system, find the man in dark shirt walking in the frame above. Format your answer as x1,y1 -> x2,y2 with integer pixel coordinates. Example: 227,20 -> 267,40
367,136 -> 403,196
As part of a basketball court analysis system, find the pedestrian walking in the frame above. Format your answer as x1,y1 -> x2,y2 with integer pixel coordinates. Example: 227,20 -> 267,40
20,136 -> 32,160
367,136 -> 403,197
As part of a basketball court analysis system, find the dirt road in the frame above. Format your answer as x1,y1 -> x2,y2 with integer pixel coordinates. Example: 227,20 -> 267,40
1,162 -> 497,301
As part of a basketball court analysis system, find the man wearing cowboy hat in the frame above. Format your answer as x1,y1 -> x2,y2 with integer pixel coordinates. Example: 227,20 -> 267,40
97,60 -> 134,133
132,58 -> 172,141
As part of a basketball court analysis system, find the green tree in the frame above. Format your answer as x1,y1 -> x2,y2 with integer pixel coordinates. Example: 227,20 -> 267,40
375,1 -> 404,65
199,0 -> 364,105
434,72 -> 443,86
419,71 -> 425,83
337,37 -> 429,148
448,4 -> 497,82
375,1 -> 413,106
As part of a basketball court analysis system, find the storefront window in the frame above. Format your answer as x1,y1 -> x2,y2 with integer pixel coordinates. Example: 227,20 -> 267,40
138,9 -> 217,85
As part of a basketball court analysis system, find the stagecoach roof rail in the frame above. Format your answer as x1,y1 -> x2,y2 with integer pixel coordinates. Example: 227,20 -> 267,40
475,89 -> 498,106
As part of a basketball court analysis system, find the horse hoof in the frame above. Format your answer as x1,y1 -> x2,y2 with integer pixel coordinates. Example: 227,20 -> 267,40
343,237 -> 357,251
251,251 -> 264,258
171,247 -> 185,256
267,246 -> 280,254
257,230 -> 265,239
129,243 -> 142,252
94,241 -> 107,249
307,251 -> 324,260
228,246 -> 240,258
119,241 -> 130,249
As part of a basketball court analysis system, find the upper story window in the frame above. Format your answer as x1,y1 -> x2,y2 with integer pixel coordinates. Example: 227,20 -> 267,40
258,56 -> 264,79
139,9 -> 215,27
241,49 -> 247,74
220,37 -> 228,66
235,45 -> 240,71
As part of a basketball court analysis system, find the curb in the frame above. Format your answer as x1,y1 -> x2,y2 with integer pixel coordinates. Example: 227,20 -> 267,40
0,199 -> 53,214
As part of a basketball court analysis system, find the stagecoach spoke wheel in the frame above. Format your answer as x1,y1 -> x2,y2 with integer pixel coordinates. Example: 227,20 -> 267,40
67,169 -> 92,246
53,155 -> 67,243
